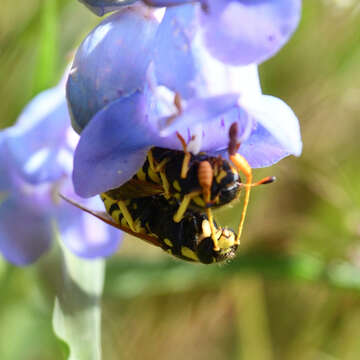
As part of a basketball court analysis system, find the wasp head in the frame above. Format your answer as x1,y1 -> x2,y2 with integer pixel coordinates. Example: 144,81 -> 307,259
196,219 -> 238,264
208,157 -> 241,208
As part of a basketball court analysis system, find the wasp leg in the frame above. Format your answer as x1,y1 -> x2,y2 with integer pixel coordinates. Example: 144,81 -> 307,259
173,190 -> 202,223
154,158 -> 171,199
206,208 -> 221,251
144,149 -> 163,184
197,160 -> 220,247
154,158 -> 169,172
229,153 -> 253,246
117,200 -> 137,233
176,132 -> 191,179
147,148 -> 156,172
181,152 -> 191,179
159,171 -> 171,199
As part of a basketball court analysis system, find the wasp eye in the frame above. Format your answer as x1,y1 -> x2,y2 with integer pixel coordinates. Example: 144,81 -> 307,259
218,183 -> 240,205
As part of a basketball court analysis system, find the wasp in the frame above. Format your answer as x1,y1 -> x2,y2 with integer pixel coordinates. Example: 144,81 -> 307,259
61,123 -> 274,263
103,193 -> 238,264
61,193 -> 238,264
106,125 -> 274,251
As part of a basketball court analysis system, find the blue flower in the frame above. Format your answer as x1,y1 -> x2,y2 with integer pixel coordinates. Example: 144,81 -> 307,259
0,75 -> 122,266
68,5 -> 302,198
78,0 -> 302,65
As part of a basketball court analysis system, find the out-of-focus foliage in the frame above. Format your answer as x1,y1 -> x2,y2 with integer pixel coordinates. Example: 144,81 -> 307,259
1,0 -> 360,359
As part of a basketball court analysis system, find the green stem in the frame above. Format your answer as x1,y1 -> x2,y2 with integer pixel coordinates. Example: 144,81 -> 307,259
33,0 -> 58,94
53,240 -> 105,360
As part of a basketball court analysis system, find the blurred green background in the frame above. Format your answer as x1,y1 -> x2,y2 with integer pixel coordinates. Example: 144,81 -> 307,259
1,0 -> 360,359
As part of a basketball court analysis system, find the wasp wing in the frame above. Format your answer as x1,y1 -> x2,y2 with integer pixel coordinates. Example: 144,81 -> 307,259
105,179 -> 164,200
59,193 -> 162,248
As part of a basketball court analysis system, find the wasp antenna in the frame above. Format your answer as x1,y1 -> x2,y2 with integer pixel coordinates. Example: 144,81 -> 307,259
240,176 -> 276,188
257,176 -> 276,185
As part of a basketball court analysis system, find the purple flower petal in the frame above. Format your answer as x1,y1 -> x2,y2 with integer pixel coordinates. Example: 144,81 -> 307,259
200,0 -> 302,65
0,196 -> 52,266
191,105 -> 252,153
67,7 -> 160,133
73,91 -> 159,197
239,122 -> 290,168
153,5 -> 197,98
5,86 -> 70,184
191,42 -> 262,97
159,93 -> 240,136
70,1 -> 303,200
242,95 -> 302,157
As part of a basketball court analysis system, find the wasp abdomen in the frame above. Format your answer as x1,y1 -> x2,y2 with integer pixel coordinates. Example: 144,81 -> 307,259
100,193 -> 238,264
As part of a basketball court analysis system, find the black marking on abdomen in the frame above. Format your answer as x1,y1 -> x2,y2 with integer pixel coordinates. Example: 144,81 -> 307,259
109,203 -> 120,215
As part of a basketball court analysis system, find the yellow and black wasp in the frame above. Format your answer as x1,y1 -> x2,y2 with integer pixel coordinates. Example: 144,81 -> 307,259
103,126 -> 274,252
62,192 -> 238,264
102,194 -> 238,263
61,123 -> 274,264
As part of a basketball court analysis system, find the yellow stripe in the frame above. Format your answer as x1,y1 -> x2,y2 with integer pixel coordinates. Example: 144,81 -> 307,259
117,200 -> 136,232
160,171 -> 171,198
173,180 -> 181,192
163,238 -> 173,247
216,170 -> 227,183
101,194 -> 113,213
147,149 -> 156,171
134,219 -> 144,233
181,247 -> 199,261
192,196 -> 205,208
110,209 -> 121,224
148,167 -> 161,183
121,216 -> 128,227
137,167 -> 146,181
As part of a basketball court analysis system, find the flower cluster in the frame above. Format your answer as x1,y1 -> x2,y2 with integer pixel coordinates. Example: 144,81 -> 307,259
1,0 -> 302,265
69,2 -> 302,198
0,77 -> 122,265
